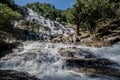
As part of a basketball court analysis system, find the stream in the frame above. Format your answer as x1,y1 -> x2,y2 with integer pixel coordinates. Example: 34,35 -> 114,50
0,8 -> 120,80
0,41 -> 120,80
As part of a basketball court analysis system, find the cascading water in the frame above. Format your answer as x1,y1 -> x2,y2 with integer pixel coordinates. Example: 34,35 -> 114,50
1,8 -> 120,80
89,43 -> 120,65
0,41 -> 120,80
0,42 -> 83,80
14,9 -> 75,41
26,9 -> 74,36
14,9 -> 74,38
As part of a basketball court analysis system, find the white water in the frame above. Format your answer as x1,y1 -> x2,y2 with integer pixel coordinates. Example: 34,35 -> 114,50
7,8 -> 120,80
0,41 -> 120,80
27,9 -> 74,36
14,9 -> 74,37
89,43 -> 120,65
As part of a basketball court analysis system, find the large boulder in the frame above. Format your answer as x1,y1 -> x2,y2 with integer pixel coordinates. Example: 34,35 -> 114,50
0,31 -> 21,58
59,47 -> 120,78
0,70 -> 40,80
76,67 -> 120,78
65,57 -> 119,68
59,47 -> 95,58
0,41 -> 20,58
64,56 -> 120,78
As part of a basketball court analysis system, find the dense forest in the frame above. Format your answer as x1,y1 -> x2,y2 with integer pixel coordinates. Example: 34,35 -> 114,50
73,0 -> 120,36
26,2 -> 74,25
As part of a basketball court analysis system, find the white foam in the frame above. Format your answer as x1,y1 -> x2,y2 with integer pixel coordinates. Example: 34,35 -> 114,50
0,41 -> 120,80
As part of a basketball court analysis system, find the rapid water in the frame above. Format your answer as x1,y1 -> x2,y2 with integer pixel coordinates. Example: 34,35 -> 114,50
14,9 -> 74,38
0,41 -> 120,80
4,8 -> 120,80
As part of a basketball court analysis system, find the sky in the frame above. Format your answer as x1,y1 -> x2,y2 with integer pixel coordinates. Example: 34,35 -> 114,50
14,0 -> 75,10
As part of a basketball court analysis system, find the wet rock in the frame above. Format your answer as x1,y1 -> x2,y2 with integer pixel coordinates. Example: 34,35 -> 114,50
59,47 -> 120,78
0,41 -> 20,58
65,57 -> 119,68
59,47 -> 95,58
0,70 -> 40,80
75,67 -> 120,78
64,57 -> 120,78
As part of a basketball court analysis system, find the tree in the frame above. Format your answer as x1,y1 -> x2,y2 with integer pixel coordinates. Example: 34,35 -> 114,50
63,8 -> 75,24
0,0 -> 15,9
0,3 -> 21,25
73,0 -> 116,35
26,2 -> 67,24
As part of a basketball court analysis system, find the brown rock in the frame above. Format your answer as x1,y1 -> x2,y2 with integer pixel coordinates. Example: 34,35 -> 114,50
106,36 -> 120,42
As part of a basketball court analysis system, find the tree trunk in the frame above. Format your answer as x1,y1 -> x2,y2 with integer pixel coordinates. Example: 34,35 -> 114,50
76,22 -> 80,35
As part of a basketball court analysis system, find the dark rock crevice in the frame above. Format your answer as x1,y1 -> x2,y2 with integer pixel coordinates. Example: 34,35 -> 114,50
0,70 -> 40,80
0,41 -> 20,59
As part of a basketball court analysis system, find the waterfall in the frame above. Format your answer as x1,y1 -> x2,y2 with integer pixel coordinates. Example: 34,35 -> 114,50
26,9 -> 74,35
1,8 -> 120,80
14,8 -> 75,41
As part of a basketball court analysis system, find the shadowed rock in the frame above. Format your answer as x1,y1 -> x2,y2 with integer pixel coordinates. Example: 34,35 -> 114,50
0,70 -> 40,80
64,57 -> 120,78
59,47 -> 96,58
65,57 -> 119,68
60,47 -> 120,78
0,41 -> 20,59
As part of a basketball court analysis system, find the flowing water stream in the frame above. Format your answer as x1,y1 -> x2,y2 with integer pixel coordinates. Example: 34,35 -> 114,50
1,9 -> 120,80
0,41 -> 120,80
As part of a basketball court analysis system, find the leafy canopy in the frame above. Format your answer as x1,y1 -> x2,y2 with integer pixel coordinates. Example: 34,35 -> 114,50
0,3 -> 21,24
73,0 -> 118,35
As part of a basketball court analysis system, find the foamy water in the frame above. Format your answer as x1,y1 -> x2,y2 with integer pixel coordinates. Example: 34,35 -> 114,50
0,41 -> 120,80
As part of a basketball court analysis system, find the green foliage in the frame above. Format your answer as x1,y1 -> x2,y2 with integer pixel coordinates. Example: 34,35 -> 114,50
0,3 -> 22,34
33,23 -> 43,33
26,2 -> 60,21
0,3 -> 21,24
0,0 -> 15,10
26,2 -> 75,25
62,8 -> 75,24
73,0 -> 119,35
